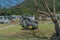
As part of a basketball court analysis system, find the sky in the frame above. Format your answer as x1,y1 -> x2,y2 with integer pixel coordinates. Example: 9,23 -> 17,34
0,0 -> 24,8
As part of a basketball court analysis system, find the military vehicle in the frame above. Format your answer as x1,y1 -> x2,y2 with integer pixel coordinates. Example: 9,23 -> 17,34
20,15 -> 38,30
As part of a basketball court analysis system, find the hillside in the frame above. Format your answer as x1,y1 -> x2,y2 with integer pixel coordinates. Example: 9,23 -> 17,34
10,0 -> 60,11
0,0 -> 60,15
21,0 -> 60,11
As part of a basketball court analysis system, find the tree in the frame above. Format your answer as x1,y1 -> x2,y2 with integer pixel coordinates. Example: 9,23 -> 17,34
33,0 -> 60,37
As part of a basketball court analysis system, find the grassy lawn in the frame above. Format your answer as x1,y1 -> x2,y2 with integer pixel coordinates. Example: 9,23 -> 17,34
0,23 -> 56,40
38,23 -> 55,38
0,38 -> 48,40
0,24 -> 13,28
0,24 -> 20,36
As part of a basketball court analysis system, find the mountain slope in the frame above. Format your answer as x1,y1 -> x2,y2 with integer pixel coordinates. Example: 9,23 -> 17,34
9,0 -> 60,11
0,0 -> 60,15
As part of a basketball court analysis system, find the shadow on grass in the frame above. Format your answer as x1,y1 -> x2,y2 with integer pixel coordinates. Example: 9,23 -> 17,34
0,36 -> 48,40
0,29 -> 48,40
16,29 -> 48,40
50,33 -> 60,40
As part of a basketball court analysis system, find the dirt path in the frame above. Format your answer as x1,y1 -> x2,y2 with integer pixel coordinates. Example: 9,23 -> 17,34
0,25 -> 16,30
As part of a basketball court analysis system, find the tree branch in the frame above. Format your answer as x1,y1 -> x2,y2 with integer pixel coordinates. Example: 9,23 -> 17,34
33,0 -> 50,16
41,0 -> 52,16
27,7 -> 50,16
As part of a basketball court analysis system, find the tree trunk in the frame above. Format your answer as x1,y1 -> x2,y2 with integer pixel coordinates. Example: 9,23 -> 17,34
52,0 -> 60,37
42,0 -> 60,37
52,17 -> 60,37
34,0 -> 60,37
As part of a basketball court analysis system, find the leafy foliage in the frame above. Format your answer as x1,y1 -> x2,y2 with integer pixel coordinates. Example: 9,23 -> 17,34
0,0 -> 60,15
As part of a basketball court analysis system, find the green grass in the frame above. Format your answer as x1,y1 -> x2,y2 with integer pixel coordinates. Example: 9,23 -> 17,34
0,23 -> 56,40
38,23 -> 55,38
0,24 -> 20,36
0,24 -> 12,28
39,24 -> 54,30
0,24 -> 55,36
0,38 -> 48,40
